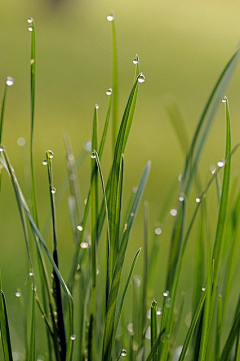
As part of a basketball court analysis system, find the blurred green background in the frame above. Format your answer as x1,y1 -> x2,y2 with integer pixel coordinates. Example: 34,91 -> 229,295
1,0 -> 240,357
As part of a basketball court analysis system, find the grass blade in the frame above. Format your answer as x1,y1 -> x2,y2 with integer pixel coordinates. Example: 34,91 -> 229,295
178,290 -> 206,361
0,277 -> 13,361
102,161 -> 151,361
151,299 -> 158,361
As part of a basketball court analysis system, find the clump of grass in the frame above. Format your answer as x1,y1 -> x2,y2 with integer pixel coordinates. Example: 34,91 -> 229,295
1,12 -> 240,361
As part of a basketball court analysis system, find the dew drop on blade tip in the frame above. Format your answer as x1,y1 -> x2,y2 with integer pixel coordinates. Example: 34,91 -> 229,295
6,77 -> 14,86
106,88 -> 112,95
222,96 -> 227,103
133,54 -> 139,65
107,13 -> 114,22
27,17 -> 33,24
95,103 -> 99,109
28,27 -> 33,32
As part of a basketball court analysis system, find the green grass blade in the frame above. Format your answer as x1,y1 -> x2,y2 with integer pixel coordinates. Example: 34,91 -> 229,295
29,289 -> 36,361
145,328 -> 166,361
102,161 -> 151,361
219,309 -> 240,361
112,248 -> 141,344
107,12 -> 118,152
99,90 -> 112,159
141,201 -> 148,355
216,294 -> 223,360
180,47 -> 240,197
46,150 -> 67,360
0,277 -> 13,361
0,82 -> 8,144
178,290 -> 206,361
151,299 -> 158,361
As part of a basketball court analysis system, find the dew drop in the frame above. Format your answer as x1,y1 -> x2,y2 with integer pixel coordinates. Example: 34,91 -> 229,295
124,223 -> 128,232
95,103 -> 99,110
137,72 -> 145,83
6,77 -> 14,86
28,27 -> 33,32
27,17 -> 33,24
178,174 -> 182,182
70,334 -> 76,341
163,290 -> 169,297
80,242 -> 89,249
77,225 -> 83,231
17,137 -> 26,147
145,326 -> 151,339
47,150 -> 54,159
107,13 -> 114,22
178,194 -> 185,202
0,145 -> 5,152
202,286 -> 206,291
157,307 -> 162,315
133,54 -> 139,65
155,227 -> 162,235
42,160 -> 47,166
83,141 -> 92,152
121,349 -> 127,357
15,291 -> 21,298
30,59 -> 35,65
210,165 -> 216,175
51,187 -> 56,194
195,197 -> 201,203
170,209 -> 177,216
222,96 -> 227,103
84,198 -> 88,205
29,271 -> 34,277
134,276 -> 141,287
127,323 -> 134,335
91,151 -> 96,159
106,88 -> 112,95
217,159 -> 225,168
130,212 -> 134,217
69,174 -> 76,181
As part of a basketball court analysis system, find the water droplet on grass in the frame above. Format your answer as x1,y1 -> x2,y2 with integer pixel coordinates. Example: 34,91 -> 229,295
137,73 -> 145,83
222,96 -> 227,103
15,291 -> 21,298
77,225 -> 83,231
0,145 -> 5,152
29,271 -> 34,277
217,159 -> 225,168
6,77 -> 14,86
134,276 -> 141,287
69,174 -> 76,181
17,137 -> 26,146
51,187 -> 56,194
121,349 -> 127,357
106,88 -> 112,95
80,242 -> 88,249
30,59 -> 35,65
27,17 -> 33,24
202,286 -> 206,291
70,334 -> 76,341
127,323 -> 134,335
28,27 -> 33,32
163,290 -> 169,297
157,307 -> 162,315
133,54 -> 139,64
107,13 -> 114,21
170,209 -> 177,216
91,151 -> 96,159
155,227 -> 162,235
196,197 -> 201,203
178,194 -> 185,202
95,103 -> 99,109
42,160 -> 47,165
47,150 -> 54,159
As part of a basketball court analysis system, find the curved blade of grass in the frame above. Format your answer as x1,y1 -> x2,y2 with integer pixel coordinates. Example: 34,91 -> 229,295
141,201 -> 148,355
1,149 -> 74,360
99,90 -> 112,159
102,161 -> 151,361
0,82 -> 8,144
145,328 -> 166,361
178,290 -> 206,361
219,309 -> 240,361
0,277 -> 13,361
29,289 -> 36,361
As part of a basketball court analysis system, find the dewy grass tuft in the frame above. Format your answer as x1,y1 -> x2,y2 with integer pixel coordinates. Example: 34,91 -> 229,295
1,14 -> 240,361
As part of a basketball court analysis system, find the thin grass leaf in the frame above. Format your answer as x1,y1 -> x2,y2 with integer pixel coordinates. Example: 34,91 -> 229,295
0,81 -> 8,144
102,161 -> 151,361
29,289 -> 36,361
219,309 -> 240,361
151,299 -> 158,361
99,91 -> 112,159
112,248 -> 142,344
145,328 -> 166,361
141,201 -> 148,356
46,150 -> 67,360
0,277 -> 13,361
108,12 -> 118,152
216,294 -> 223,360
178,290 -> 206,361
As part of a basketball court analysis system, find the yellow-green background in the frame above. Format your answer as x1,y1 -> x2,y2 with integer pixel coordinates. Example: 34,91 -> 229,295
1,0 -> 240,357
